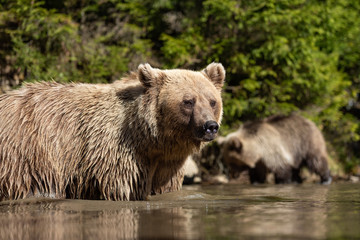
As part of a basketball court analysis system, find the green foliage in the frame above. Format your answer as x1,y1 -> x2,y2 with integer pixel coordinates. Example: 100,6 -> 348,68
1,0 -> 360,172
1,0 -> 78,82
0,0 -> 153,84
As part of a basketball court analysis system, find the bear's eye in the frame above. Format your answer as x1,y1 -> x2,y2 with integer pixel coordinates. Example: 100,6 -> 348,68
210,100 -> 216,108
183,99 -> 194,108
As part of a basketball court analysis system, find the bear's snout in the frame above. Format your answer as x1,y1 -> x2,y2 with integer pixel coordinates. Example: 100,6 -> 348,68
202,120 -> 219,141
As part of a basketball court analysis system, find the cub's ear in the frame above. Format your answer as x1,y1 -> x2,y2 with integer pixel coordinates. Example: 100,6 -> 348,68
202,62 -> 225,90
138,63 -> 164,88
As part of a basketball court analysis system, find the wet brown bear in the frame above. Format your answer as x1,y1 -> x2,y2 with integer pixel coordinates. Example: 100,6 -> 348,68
223,114 -> 332,184
0,63 -> 225,201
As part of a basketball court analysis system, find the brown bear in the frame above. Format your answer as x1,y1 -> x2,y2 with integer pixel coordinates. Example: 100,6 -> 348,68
222,114 -> 332,184
0,63 -> 225,201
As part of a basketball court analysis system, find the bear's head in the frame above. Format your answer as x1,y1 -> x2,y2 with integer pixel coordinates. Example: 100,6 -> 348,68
137,63 -> 225,144
222,132 -> 259,169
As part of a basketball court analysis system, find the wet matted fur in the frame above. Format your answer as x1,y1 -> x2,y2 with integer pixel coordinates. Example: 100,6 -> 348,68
0,63 -> 225,201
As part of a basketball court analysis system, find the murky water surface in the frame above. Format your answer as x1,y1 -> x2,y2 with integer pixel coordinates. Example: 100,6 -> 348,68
0,183 -> 359,239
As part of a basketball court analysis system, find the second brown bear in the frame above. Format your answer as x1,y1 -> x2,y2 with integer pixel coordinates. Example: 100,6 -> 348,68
222,114 -> 332,184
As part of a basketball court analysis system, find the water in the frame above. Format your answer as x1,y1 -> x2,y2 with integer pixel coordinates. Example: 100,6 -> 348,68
0,182 -> 359,240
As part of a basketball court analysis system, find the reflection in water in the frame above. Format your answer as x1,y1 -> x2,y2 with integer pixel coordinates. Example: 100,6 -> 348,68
0,200 -> 140,239
205,185 -> 329,239
0,198 -> 203,240
0,183 -> 359,239
138,206 -> 202,239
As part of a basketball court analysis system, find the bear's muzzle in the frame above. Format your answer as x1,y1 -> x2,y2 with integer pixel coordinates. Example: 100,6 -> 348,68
202,120 -> 219,141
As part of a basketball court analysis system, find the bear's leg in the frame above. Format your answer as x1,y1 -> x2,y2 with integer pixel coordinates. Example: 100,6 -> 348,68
305,155 -> 332,184
249,161 -> 267,184
152,167 -> 185,195
274,167 -> 293,184
291,168 -> 303,183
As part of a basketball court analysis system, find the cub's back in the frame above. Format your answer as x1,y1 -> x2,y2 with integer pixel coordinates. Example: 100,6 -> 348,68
265,114 -> 324,155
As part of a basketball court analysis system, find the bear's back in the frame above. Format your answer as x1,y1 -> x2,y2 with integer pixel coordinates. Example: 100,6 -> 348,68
0,81 -> 142,200
265,114 -> 326,164
265,114 -> 318,143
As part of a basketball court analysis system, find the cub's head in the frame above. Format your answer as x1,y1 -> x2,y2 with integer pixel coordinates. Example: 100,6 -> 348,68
137,63 -> 225,143
222,131 -> 259,169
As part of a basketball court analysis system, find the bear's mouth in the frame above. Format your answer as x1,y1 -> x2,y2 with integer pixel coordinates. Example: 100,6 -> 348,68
194,135 -> 217,142
202,133 -> 217,142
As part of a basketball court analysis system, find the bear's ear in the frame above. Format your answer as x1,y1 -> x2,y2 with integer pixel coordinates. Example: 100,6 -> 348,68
138,63 -> 164,88
203,62 -> 225,90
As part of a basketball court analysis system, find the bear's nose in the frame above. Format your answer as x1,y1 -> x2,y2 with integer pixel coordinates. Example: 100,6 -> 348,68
203,120 -> 219,134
